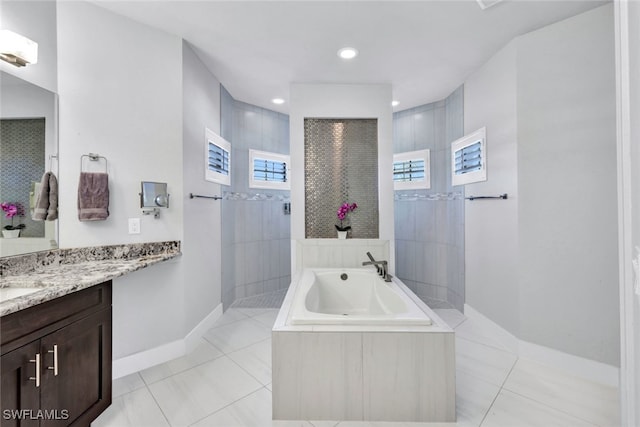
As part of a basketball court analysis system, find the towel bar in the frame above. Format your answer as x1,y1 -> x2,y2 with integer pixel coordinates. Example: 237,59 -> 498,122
189,193 -> 222,200
465,193 -> 508,201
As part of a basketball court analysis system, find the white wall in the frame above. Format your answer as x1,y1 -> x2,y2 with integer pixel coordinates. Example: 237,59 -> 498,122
465,5 -> 618,366
57,1 -> 185,358
181,42 -> 222,333
289,84 -> 394,272
631,0 -> 640,418
615,0 -> 640,422
517,4 -> 618,366
464,41 -> 519,336
0,0 -> 57,93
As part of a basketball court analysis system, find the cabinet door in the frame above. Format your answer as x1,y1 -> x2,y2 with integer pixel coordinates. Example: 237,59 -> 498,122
40,309 -> 112,427
1,340 -> 41,427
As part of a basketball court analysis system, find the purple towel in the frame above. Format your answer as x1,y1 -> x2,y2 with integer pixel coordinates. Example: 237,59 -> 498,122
78,172 -> 109,221
32,171 -> 58,221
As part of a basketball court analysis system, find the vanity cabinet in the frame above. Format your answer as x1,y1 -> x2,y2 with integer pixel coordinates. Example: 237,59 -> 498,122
1,282 -> 112,427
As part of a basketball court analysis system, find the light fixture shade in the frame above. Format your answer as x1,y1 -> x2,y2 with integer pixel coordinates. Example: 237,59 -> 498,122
0,30 -> 38,67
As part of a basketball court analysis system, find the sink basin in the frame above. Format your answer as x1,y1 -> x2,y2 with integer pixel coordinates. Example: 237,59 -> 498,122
0,287 -> 41,301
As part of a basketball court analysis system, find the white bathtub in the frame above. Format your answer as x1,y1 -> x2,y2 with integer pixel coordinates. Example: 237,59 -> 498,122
288,268 -> 432,326
273,265 -> 456,422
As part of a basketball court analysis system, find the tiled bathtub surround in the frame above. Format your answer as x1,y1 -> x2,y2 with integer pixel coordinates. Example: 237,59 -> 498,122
393,86 -> 465,310
295,238 -> 389,271
0,241 -> 181,316
272,265 -> 456,422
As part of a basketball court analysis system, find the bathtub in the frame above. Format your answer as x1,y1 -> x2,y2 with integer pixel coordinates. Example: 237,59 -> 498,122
288,268 -> 432,326
273,266 -> 456,422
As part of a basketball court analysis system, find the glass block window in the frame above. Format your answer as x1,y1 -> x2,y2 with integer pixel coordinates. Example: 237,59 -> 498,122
249,149 -> 290,190
205,128 -> 231,186
393,149 -> 430,190
451,127 -> 487,186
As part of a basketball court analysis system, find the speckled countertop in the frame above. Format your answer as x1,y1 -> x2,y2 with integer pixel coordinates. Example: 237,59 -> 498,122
0,241 -> 180,317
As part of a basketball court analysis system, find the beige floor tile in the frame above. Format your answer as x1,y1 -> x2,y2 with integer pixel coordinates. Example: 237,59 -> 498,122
148,356 -> 263,426
93,387 -> 169,427
502,358 -> 620,426
228,338 -> 272,385
482,389 -> 598,427
139,339 -> 224,385
203,317 -> 272,353
456,337 -> 517,387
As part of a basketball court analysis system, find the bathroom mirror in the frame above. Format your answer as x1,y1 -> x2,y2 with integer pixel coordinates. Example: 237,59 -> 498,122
140,181 -> 170,208
0,71 -> 58,257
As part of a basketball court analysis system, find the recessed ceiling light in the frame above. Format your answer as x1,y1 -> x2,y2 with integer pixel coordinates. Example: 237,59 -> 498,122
337,47 -> 358,60
392,101 -> 400,107
272,98 -> 285,105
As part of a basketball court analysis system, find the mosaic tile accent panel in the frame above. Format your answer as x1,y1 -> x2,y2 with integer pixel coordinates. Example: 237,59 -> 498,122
0,119 -> 46,237
304,118 -> 379,239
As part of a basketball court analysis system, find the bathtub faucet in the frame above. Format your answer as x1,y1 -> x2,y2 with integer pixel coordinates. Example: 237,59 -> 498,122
362,252 -> 393,282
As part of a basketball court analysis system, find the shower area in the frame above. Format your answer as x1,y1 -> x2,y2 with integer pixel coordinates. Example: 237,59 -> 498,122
393,86 -> 465,310
219,84 -> 465,312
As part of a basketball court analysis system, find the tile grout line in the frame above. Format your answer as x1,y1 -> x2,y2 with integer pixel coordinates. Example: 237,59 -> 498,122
500,387 -> 604,427
184,385 -> 269,427
225,336 -> 273,387
477,354 -> 519,427
143,381 -> 175,427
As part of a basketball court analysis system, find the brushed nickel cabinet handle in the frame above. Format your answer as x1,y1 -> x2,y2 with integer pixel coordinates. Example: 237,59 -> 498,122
47,344 -> 58,376
29,353 -> 40,387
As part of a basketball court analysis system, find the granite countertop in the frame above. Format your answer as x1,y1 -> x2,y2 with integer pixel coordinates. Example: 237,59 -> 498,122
0,241 -> 181,317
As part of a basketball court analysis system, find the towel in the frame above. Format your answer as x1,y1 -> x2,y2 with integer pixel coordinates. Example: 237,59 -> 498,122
47,172 -> 58,220
32,172 -> 58,221
78,172 -> 109,221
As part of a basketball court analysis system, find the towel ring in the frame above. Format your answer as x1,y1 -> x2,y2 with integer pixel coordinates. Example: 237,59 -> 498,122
81,153 -> 108,173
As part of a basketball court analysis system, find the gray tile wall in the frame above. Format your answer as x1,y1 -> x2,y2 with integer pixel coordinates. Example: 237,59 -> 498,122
393,86 -> 465,310
220,87 -> 291,305
0,119 -> 46,237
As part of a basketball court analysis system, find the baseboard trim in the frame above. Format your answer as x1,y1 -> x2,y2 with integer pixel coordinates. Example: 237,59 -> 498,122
112,339 -> 185,379
185,303 -> 223,352
112,303 -> 223,379
464,304 -> 619,388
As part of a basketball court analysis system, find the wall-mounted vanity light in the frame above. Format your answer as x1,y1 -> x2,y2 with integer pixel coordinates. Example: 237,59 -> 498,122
0,30 -> 38,67
140,181 -> 169,218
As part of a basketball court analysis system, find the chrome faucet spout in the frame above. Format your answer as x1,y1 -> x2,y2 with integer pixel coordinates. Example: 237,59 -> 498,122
362,253 -> 392,282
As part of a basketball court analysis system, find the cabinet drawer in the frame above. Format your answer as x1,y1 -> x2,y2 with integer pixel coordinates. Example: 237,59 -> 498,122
0,282 -> 112,353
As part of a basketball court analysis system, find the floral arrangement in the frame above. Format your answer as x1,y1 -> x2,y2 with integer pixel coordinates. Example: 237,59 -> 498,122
335,202 -> 357,232
1,202 -> 25,231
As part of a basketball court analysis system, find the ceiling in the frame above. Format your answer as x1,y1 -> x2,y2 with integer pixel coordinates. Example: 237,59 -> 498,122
91,0 -> 608,114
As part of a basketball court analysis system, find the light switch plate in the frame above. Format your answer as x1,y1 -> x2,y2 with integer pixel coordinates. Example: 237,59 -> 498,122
128,218 -> 141,234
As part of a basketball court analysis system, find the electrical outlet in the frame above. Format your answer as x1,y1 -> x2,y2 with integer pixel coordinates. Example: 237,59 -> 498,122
128,218 -> 141,234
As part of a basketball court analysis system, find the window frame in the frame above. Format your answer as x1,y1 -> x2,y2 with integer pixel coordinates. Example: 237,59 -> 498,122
393,149 -> 431,190
249,149 -> 290,190
451,127 -> 487,186
205,128 -> 231,186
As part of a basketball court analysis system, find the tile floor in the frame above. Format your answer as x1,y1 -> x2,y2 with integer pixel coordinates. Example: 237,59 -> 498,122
94,306 -> 620,427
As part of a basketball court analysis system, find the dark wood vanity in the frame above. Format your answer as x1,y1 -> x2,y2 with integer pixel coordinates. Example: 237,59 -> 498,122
0,281 -> 112,427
